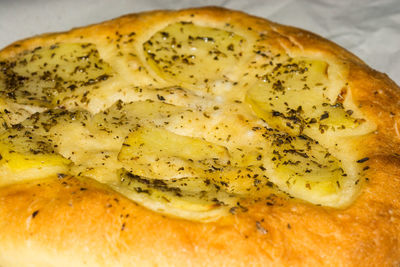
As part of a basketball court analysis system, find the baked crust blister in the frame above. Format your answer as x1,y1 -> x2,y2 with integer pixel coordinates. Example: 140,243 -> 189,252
0,7 -> 399,266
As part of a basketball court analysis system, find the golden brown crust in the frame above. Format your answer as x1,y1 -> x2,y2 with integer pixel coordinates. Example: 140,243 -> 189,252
0,6 -> 400,266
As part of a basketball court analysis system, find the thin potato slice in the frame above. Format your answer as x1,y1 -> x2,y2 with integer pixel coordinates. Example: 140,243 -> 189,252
264,132 -> 359,207
144,22 -> 248,92
112,170 -> 238,222
0,43 -> 113,108
118,126 -> 230,179
0,129 -> 70,185
246,58 -> 373,137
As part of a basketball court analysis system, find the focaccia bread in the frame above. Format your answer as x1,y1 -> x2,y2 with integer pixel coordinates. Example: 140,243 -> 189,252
0,6 -> 399,266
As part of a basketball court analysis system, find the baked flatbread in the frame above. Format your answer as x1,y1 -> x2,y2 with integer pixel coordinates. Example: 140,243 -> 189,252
0,7 -> 399,266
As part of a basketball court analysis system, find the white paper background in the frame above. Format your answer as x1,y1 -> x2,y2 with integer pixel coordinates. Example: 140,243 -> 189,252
1,0 -> 399,85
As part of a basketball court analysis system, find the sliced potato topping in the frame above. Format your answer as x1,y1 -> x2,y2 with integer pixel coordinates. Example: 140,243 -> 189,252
265,133 -> 355,207
246,58 -> 370,137
0,22 -> 375,221
111,170 -> 237,221
119,126 -> 230,179
0,43 -> 113,109
144,22 -> 248,92
0,129 -> 70,185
